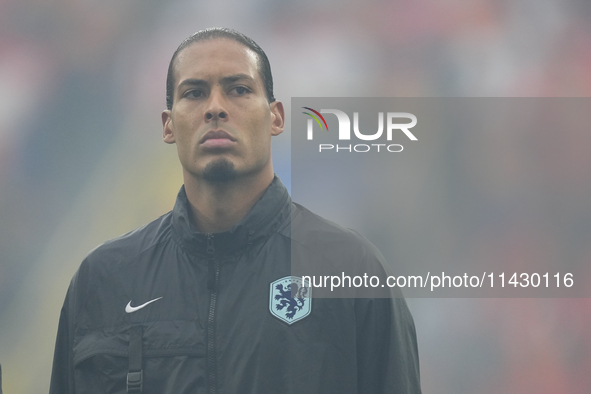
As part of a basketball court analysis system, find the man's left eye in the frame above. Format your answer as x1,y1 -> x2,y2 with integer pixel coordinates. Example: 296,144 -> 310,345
231,86 -> 250,95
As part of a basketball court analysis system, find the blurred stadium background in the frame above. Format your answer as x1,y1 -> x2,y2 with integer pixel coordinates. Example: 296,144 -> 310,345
1,0 -> 591,393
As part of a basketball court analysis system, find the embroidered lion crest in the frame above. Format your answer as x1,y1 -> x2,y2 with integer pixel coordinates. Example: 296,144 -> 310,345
269,276 -> 312,324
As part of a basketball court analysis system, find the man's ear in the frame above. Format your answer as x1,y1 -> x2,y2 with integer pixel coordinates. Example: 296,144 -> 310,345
269,101 -> 285,136
162,110 -> 176,144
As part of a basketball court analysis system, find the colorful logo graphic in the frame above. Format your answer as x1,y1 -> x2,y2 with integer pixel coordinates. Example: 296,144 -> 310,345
302,107 -> 329,133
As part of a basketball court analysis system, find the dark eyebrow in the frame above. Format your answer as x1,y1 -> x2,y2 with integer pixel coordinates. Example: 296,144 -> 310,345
177,78 -> 207,89
177,74 -> 256,91
220,74 -> 256,85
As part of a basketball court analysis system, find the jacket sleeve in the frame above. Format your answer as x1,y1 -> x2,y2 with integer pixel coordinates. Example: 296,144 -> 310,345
49,277 -> 78,394
355,295 -> 422,394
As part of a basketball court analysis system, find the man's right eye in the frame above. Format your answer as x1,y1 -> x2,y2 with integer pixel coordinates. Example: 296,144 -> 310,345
184,89 -> 203,99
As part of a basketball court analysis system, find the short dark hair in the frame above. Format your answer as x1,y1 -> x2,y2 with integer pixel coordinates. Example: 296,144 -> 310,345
166,27 -> 275,110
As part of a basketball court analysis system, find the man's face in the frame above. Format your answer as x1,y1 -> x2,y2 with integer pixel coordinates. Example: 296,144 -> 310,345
162,38 -> 284,182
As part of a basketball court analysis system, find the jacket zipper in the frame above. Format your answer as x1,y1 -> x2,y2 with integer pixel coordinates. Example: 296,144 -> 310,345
206,234 -> 219,394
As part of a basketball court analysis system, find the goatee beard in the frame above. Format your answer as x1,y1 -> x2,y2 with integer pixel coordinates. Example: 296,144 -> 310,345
203,158 -> 238,182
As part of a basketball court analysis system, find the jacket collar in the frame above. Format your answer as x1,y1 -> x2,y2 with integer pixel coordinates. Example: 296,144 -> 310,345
171,176 -> 291,256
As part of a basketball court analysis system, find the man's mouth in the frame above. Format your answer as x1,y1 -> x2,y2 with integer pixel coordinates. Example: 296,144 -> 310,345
200,130 -> 236,148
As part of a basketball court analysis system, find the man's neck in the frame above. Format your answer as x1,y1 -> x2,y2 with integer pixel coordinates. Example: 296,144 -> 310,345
183,170 -> 274,234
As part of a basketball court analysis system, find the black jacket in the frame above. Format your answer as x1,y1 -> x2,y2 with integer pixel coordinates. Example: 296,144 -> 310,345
50,177 -> 421,394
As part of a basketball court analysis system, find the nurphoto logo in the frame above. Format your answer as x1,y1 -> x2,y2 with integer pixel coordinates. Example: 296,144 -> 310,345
302,107 -> 418,153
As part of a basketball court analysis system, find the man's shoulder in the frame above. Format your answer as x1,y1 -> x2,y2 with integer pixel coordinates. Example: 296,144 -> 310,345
288,202 -> 397,297
289,202 -> 386,264
65,211 -> 175,312
83,210 -> 174,269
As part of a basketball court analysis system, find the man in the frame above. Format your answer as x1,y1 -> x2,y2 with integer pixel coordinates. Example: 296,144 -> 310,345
50,28 -> 421,394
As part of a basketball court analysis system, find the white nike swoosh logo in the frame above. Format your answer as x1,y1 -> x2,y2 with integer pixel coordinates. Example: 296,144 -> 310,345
125,297 -> 163,313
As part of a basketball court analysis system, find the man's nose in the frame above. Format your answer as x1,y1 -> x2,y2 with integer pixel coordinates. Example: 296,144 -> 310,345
205,89 -> 228,121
